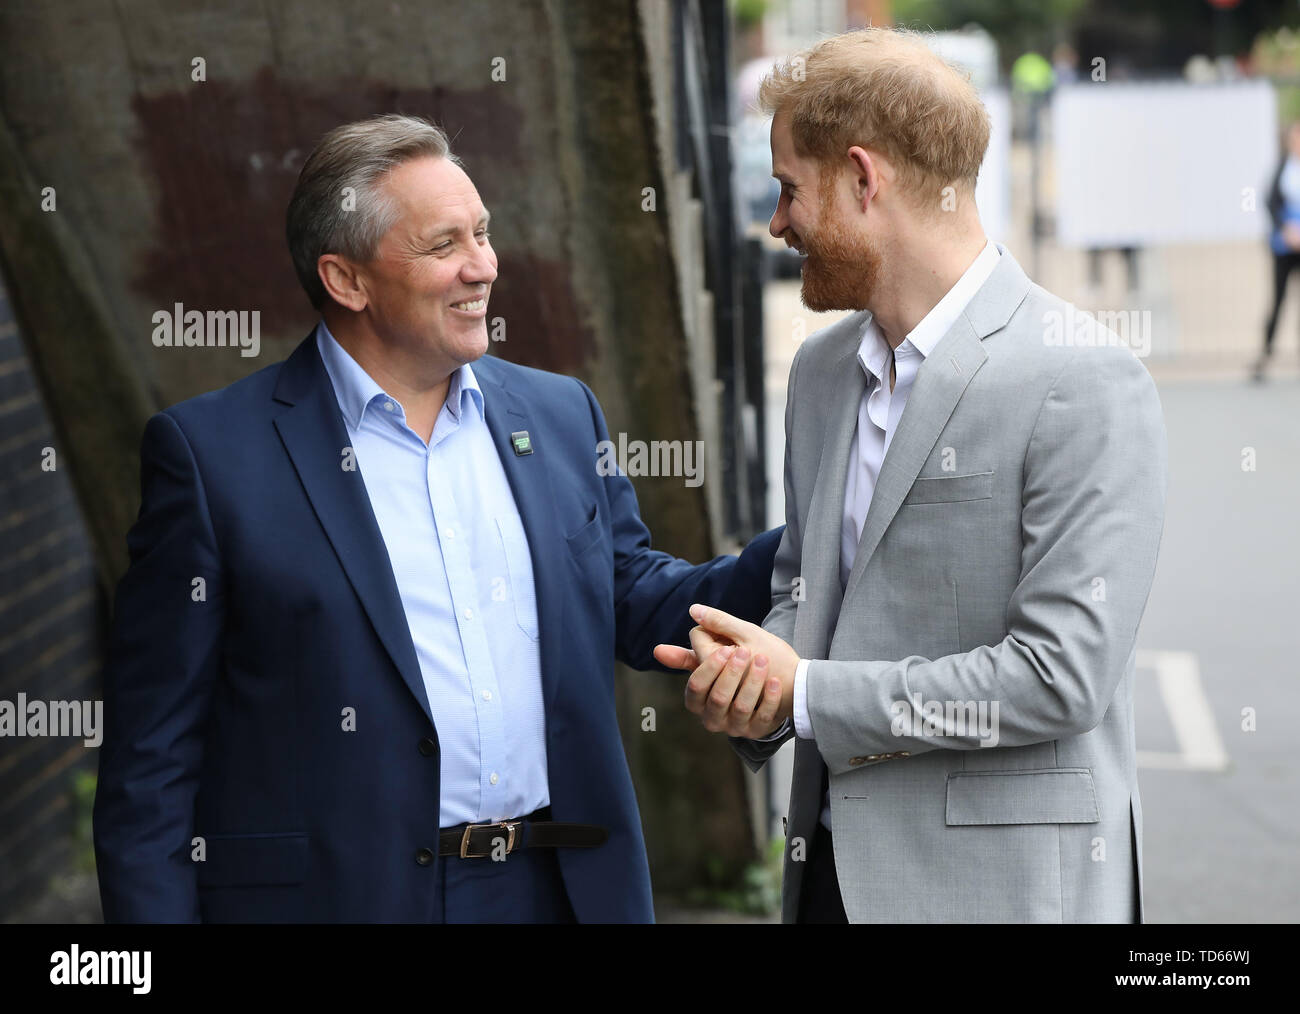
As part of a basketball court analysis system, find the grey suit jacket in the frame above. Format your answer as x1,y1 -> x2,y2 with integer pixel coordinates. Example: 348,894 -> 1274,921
733,247 -> 1167,923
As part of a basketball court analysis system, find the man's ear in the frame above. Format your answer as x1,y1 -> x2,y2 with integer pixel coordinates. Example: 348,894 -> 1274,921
847,145 -> 880,212
318,255 -> 368,313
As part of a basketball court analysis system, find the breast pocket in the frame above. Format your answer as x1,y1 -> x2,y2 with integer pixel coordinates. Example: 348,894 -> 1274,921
903,470 -> 994,506
496,514 -> 540,640
565,499 -> 604,557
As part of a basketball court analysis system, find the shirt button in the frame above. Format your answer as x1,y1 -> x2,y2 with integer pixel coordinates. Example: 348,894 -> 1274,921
384,401 -> 395,412
444,528 -> 454,539
463,608 -> 473,620
482,690 -> 492,702
489,772 -> 499,785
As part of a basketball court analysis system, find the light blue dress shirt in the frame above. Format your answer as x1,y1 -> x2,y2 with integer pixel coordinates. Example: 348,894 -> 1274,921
315,322 -> 549,827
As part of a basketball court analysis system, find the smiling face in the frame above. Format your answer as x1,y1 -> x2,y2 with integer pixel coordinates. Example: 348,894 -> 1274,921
768,109 -> 881,312
352,155 -> 498,370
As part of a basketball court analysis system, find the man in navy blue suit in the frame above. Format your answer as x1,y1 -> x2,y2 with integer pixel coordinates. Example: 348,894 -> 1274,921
92,114 -> 781,923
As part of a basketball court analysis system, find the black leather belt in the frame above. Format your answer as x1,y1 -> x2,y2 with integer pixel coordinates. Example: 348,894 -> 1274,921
439,806 -> 608,859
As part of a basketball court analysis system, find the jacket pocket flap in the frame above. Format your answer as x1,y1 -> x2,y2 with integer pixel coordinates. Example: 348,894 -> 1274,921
945,768 -> 1100,825
904,471 -> 993,505
195,832 -> 308,887
565,500 -> 604,556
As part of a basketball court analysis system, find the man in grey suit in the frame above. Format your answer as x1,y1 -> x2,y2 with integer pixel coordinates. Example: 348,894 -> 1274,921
656,28 -> 1166,923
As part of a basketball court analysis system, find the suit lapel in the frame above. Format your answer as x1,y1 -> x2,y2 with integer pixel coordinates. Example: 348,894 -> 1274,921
472,357 -> 568,715
797,326 -> 866,657
838,247 -> 1031,606
271,334 -> 432,728
839,320 -> 987,605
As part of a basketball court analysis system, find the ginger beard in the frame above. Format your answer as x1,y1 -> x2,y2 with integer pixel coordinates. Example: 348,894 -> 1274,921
796,170 -> 883,313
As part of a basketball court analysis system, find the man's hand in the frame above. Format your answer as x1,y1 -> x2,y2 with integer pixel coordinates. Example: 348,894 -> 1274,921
652,604 -> 798,738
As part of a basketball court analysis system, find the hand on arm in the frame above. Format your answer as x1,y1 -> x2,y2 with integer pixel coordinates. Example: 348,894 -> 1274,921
652,347 -> 807,758
653,604 -> 798,738
573,377 -> 783,670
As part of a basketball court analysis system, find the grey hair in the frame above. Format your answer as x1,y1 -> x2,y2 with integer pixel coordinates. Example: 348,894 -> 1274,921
286,114 -> 462,308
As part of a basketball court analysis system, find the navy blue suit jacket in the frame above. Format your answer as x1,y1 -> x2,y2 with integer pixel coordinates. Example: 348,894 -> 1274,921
92,332 -> 782,923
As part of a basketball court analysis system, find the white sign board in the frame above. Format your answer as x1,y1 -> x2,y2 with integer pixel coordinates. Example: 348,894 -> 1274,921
1053,80 -> 1277,247
976,87 -> 1011,246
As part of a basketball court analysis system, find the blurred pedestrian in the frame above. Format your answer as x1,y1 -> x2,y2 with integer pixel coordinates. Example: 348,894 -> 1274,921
1257,121 -> 1300,381
1052,42 -> 1079,86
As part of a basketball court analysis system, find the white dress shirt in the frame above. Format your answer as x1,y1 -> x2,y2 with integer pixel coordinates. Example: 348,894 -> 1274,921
767,240 -> 1001,828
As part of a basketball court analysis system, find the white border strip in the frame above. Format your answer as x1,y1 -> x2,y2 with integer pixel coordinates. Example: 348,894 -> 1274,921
1135,650 -> 1229,773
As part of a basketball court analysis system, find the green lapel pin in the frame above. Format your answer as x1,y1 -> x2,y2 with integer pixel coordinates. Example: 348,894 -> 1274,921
511,430 -> 533,456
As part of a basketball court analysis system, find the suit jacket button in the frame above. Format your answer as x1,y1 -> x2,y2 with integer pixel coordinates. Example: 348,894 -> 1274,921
415,848 -> 435,866
418,738 -> 436,756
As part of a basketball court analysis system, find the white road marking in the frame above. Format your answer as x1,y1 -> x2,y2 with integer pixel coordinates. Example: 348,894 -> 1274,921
1136,650 -> 1230,772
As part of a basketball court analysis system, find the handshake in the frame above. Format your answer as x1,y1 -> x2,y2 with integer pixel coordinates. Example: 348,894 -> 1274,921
653,604 -> 799,740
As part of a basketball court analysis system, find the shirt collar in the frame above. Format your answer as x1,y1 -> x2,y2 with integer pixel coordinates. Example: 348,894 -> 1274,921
444,360 -> 484,424
314,320 -> 484,431
857,319 -> 893,384
856,238 -> 1001,379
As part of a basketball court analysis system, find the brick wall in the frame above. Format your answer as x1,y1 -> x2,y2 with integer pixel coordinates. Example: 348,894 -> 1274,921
0,280 -> 105,920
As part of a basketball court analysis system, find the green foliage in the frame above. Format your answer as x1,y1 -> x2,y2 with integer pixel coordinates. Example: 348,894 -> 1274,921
1252,25 -> 1300,76
894,0 -> 1087,70
1252,27 -> 1300,129
731,0 -> 771,31
1276,86 -> 1300,129
682,835 -> 785,916
71,769 -> 97,873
